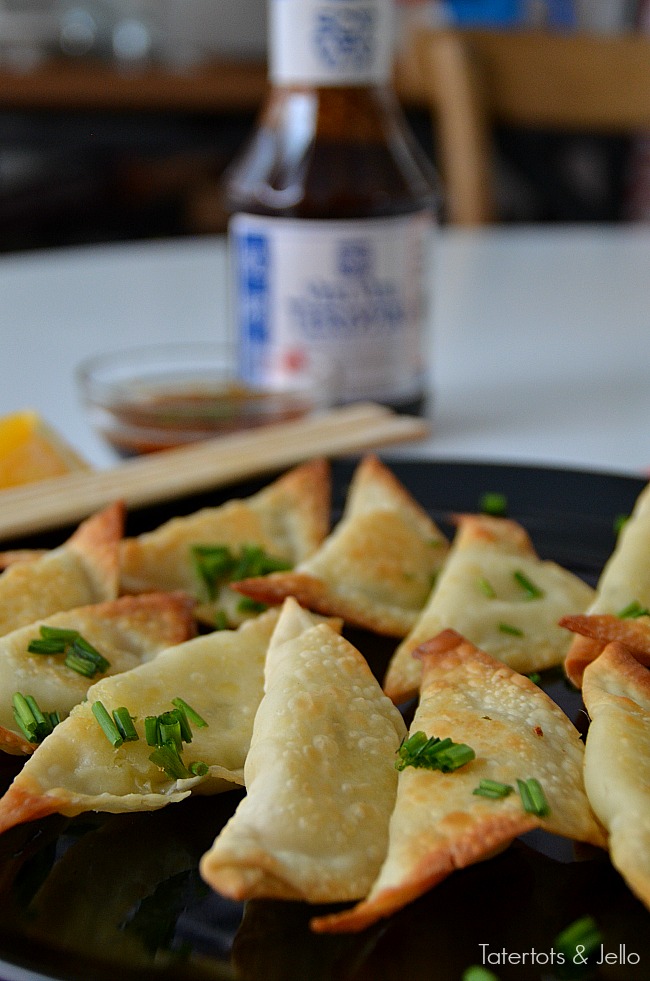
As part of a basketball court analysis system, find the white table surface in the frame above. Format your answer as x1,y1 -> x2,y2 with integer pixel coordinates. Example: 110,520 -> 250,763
1,224 -> 648,477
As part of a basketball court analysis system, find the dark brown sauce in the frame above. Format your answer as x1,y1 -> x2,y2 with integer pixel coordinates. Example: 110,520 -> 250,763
98,386 -> 314,457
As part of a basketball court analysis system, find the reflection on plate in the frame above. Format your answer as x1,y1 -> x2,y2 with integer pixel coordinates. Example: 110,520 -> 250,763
0,459 -> 648,981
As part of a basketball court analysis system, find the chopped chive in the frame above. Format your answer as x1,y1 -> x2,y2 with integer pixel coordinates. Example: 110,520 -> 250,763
462,967 -> 500,981
617,599 -> 650,619
48,710 -> 62,729
144,715 -> 159,746
517,777 -> 550,817
149,743 -> 192,780
24,694 -> 47,729
527,672 -> 541,685
27,638 -> 67,655
553,915 -> 602,963
479,492 -> 508,516
513,570 -> 544,600
191,543 -> 292,601
189,760 -> 209,777
157,711 -> 183,752
236,596 -> 268,614
477,577 -> 497,598
472,779 -> 514,799
12,692 -> 40,742
40,626 -> 81,641
92,701 -> 123,748
613,513 -> 629,535
214,610 -> 229,631
498,622 -> 524,637
172,697 -> 208,729
112,707 -> 138,742
396,731 -> 475,772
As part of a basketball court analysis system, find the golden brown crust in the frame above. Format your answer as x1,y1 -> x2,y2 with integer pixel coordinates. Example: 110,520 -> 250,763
0,783 -> 59,834
66,500 -> 126,600
315,629 -> 605,934
562,613 -> 650,687
234,455 -> 448,637
384,514 -> 594,704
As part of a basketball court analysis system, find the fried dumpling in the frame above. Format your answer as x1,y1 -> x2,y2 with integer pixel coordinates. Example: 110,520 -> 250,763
582,641 -> 650,911
232,455 -> 448,637
313,630 -> 606,933
384,513 -> 595,704
0,592 -> 196,756
119,459 -> 330,627
199,597 -> 406,903
0,501 -> 124,637
0,609 -> 281,832
565,482 -> 650,687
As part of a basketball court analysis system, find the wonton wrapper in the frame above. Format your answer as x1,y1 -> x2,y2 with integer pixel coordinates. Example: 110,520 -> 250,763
582,641 -> 650,911
233,454 -> 448,637
199,597 -> 406,903
384,514 -> 595,704
565,482 -> 650,687
0,592 -> 196,756
313,630 -> 606,933
0,609 -> 281,832
0,501 -> 123,637
119,459 -> 330,626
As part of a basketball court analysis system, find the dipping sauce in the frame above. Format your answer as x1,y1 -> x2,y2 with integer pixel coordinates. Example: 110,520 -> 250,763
76,344 -> 330,458
92,383 -> 317,457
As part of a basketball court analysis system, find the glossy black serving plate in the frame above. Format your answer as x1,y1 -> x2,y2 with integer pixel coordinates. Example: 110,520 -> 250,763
0,458 -> 648,981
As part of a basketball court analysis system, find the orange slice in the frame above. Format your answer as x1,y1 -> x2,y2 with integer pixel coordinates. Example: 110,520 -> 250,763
0,410 -> 90,489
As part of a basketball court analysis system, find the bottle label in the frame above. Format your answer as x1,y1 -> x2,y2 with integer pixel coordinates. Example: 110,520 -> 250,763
230,212 -> 433,404
270,0 -> 393,86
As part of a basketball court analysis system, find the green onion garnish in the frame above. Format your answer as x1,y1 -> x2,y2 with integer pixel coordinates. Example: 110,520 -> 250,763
617,599 -> 650,619
527,672 -> 541,685
92,700 -> 123,748
149,743 -> 191,781
479,492 -> 508,516
517,777 -> 550,816
613,513 -> 629,535
189,760 -> 209,777
236,597 -> 267,614
214,610 -> 229,631
462,967 -> 500,981
498,622 -> 524,637
112,707 -> 138,742
144,715 -> 159,746
191,543 -> 292,600
12,692 -> 59,743
513,570 -> 544,600
553,915 -> 602,965
171,697 -> 208,729
472,779 -> 514,800
477,577 -> 497,598
396,731 -> 475,773
27,626 -> 110,678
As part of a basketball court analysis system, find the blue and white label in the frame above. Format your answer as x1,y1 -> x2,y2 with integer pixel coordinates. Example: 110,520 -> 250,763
230,212 -> 433,403
270,0 -> 393,86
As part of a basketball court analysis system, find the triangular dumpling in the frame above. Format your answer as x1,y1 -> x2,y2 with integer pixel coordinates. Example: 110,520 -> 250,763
313,630 -> 606,933
0,609 -> 281,832
384,513 -> 595,704
119,459 -> 330,627
0,592 -> 196,755
0,501 -> 124,637
232,455 -> 448,637
582,641 -> 650,911
199,597 -> 406,903
566,481 -> 650,687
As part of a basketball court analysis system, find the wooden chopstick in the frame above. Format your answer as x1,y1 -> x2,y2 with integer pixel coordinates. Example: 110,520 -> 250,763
0,402 -> 430,541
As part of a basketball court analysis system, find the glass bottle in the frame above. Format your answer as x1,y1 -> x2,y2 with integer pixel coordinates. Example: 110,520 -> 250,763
224,0 -> 439,414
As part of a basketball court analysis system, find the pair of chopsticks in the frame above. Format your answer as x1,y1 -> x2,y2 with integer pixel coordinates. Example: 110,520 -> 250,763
0,402 -> 430,541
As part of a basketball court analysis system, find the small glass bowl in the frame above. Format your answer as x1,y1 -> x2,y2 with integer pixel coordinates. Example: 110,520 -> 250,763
76,343 -> 332,458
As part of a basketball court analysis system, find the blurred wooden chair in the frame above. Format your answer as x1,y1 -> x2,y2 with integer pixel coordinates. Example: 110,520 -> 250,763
402,28 -> 650,225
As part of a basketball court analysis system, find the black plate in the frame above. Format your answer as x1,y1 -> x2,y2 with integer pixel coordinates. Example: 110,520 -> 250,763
0,458 -> 648,981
